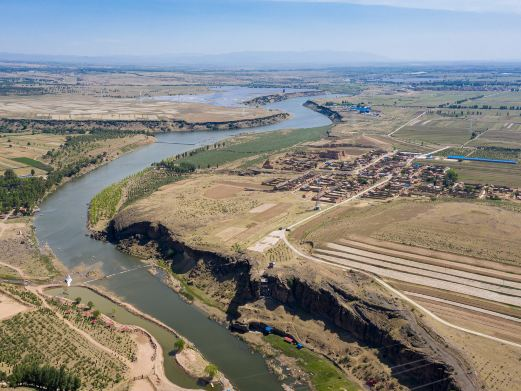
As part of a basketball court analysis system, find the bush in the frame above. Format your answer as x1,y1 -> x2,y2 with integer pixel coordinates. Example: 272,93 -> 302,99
174,338 -> 185,352
204,363 -> 218,380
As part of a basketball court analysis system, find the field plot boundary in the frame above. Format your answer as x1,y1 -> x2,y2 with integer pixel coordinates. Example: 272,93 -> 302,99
343,236 -> 521,276
313,242 -> 521,307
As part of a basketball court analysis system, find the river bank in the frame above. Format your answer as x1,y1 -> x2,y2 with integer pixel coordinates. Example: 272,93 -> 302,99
43,284 -> 233,391
0,112 -> 289,133
33,92 -> 332,391
100,215 -> 475,391
243,90 -> 322,106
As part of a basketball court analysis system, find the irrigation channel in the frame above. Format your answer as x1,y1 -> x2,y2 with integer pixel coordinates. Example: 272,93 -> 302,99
35,87 -> 332,390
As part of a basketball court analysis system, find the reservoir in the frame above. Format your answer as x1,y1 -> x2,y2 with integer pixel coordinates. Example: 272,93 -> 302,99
35,88 -> 331,390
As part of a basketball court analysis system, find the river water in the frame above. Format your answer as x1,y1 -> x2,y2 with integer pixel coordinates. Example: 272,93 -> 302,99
35,88 -> 331,390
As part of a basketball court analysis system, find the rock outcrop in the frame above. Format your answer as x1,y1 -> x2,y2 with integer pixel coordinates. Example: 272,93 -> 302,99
104,218 -> 478,391
0,112 -> 289,133
303,100 -> 342,123
243,91 -> 322,106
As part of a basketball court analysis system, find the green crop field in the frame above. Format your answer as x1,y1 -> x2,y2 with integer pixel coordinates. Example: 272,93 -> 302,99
9,157 -> 52,172
175,125 -> 330,168
472,129 -> 521,148
433,147 -> 473,157
418,159 -> 521,187
264,334 -> 358,391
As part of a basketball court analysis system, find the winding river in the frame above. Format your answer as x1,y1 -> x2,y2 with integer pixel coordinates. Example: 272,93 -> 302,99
35,88 -> 331,390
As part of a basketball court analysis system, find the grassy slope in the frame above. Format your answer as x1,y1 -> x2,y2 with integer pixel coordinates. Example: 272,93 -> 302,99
264,334 -> 359,391
88,125 -> 330,227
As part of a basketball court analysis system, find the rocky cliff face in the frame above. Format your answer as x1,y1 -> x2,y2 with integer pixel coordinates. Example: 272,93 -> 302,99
303,100 -> 343,123
106,218 -> 478,391
260,274 -> 476,391
0,112 -> 289,133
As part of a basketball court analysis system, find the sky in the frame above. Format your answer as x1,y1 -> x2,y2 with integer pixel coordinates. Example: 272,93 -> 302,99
1,0 -> 521,62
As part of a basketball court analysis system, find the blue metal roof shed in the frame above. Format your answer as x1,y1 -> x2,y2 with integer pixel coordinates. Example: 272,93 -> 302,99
447,156 -> 517,164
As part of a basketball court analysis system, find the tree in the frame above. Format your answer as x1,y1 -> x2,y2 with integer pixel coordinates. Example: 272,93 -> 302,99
92,309 -> 101,319
174,338 -> 185,352
30,169 -> 35,176
204,363 -> 218,380
86,300 -> 94,309
444,168 -> 458,186
3,168 -> 16,180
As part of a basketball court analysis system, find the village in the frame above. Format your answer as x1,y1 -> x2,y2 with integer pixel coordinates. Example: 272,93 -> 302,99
259,144 -> 521,205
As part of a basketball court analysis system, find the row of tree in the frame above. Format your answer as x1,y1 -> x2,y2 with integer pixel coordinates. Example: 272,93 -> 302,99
0,169 -> 47,212
155,160 -> 196,173
0,363 -> 81,390
1,151 -> 108,213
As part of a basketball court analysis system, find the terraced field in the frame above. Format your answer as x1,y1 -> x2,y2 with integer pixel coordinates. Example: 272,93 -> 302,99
313,238 -> 521,308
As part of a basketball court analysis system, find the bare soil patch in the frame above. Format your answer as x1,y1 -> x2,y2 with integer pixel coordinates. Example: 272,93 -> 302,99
204,184 -> 243,199
216,226 -> 247,241
0,292 -> 29,320
249,203 -> 277,214
252,203 -> 290,221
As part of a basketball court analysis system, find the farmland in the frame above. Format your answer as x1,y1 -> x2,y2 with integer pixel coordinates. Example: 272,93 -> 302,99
0,132 -> 65,176
291,198 -> 521,267
174,125 -> 330,169
0,307 -> 128,390
111,172 -> 314,253
418,159 -> 521,187
88,125 -> 330,231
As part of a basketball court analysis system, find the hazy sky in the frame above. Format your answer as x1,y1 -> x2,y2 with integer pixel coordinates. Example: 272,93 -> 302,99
1,0 -> 520,61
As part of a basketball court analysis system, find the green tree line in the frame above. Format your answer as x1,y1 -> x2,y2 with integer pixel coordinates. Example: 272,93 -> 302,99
0,363 -> 81,390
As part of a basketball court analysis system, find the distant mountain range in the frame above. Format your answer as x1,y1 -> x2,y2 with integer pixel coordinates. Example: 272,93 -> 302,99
0,50 -> 390,68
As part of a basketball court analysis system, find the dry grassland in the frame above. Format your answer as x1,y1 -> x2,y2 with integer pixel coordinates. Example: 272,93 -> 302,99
0,217 -> 60,279
118,173 -> 316,252
292,198 -> 521,266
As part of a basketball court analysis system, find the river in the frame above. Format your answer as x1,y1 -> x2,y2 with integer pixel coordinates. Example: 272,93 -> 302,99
35,88 -> 331,390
